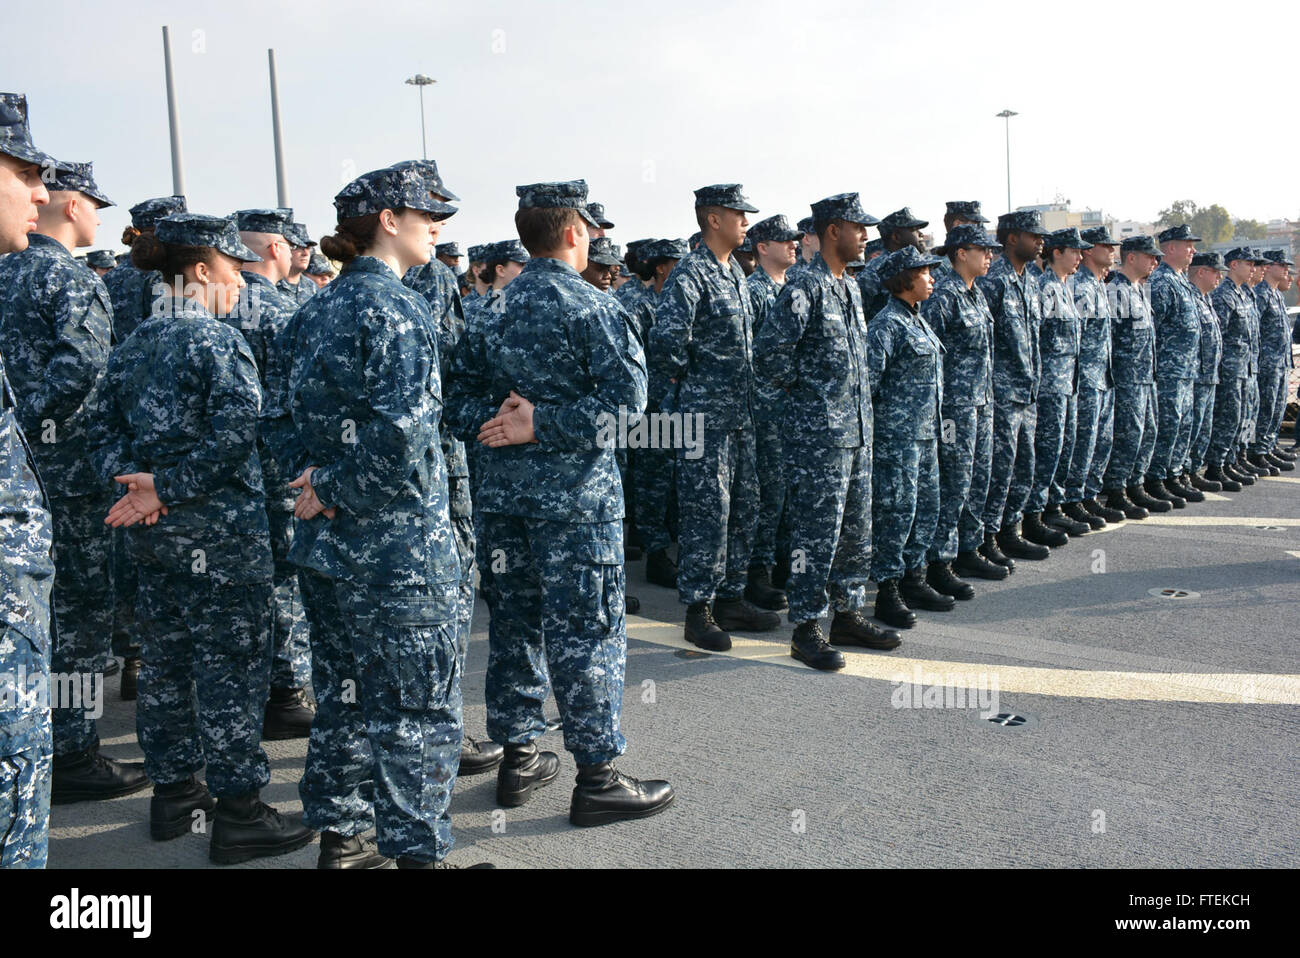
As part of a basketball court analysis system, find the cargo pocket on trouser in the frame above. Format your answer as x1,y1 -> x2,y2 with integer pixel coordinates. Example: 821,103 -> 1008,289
565,536 -> 627,764
373,587 -> 460,713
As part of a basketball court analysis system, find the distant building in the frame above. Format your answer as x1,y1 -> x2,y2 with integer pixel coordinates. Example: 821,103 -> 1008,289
1016,203 -> 1108,233
1114,220 -> 1156,240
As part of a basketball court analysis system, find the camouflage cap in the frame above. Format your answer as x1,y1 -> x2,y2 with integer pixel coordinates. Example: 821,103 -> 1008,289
435,242 -> 461,258
49,160 -> 113,208
1121,235 -> 1162,258
748,214 -> 802,244
1157,224 -> 1201,244
287,222 -> 316,248
156,213 -> 259,262
515,180 -> 600,227
482,239 -> 530,264
1249,249 -> 1271,265
625,238 -> 656,260
737,236 -> 754,253
306,251 -> 335,275
997,209 -> 1049,237
234,208 -> 294,235
688,231 -> 702,249
945,200 -> 989,224
878,207 -> 928,231
586,201 -> 615,229
385,158 -> 460,202
85,250 -> 117,269
937,224 -> 1001,255
115,252 -> 130,265
467,245 -> 487,262
130,195 -> 188,230
863,238 -> 884,256
1080,225 -> 1120,246
646,238 -> 689,262
1043,227 -> 1093,251
810,193 -> 879,229
335,167 -> 456,220
693,183 -> 758,213
876,246 -> 944,282
1263,249 -> 1295,267
796,216 -> 815,236
1190,251 -> 1227,272
618,264 -> 632,278
1223,247 -> 1255,265
587,237 -> 624,266
846,258 -> 867,269
0,93 -> 52,167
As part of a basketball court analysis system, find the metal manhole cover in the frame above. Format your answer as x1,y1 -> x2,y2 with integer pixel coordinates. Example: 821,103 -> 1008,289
1147,587 -> 1200,599
976,710 -> 1038,730
674,649 -> 711,660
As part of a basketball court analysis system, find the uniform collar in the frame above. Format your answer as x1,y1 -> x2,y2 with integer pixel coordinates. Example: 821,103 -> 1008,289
26,232 -> 72,259
522,256 -> 581,279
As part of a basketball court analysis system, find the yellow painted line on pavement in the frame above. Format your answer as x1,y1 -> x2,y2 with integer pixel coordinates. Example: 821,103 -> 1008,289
1138,515 -> 1292,527
627,620 -> 1300,704
1259,475 -> 1300,484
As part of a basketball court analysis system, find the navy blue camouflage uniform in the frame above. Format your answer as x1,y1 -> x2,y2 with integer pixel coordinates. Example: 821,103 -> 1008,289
1103,270 -> 1159,489
1251,274 -> 1293,455
755,253 -> 872,623
745,263 -> 791,572
1187,285 -> 1222,474
1028,266 -> 1081,512
0,232 -> 114,758
1148,261 -> 1201,480
1067,265 -> 1115,501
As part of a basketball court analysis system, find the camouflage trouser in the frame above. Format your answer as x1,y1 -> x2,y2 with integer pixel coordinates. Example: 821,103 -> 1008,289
929,402 -> 992,562
135,567 -> 272,797
449,476 -> 476,668
675,424 -> 758,605
267,499 -> 310,691
983,400 -> 1036,530
871,437 -> 940,582
1104,383 -> 1157,489
110,525 -> 139,659
49,493 -> 113,757
298,569 -> 462,863
784,443 -> 871,624
1251,365 -> 1289,454
1026,391 -> 1076,512
632,441 -> 676,556
752,385 -> 790,570
0,542 -> 54,869
478,513 -> 626,766
1208,377 -> 1249,467
1186,382 -> 1217,472
1067,387 -> 1114,502
1151,377 -> 1194,480
1240,375 -> 1260,455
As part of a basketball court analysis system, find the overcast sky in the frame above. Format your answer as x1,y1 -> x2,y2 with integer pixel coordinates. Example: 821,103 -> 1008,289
7,0 -> 1299,256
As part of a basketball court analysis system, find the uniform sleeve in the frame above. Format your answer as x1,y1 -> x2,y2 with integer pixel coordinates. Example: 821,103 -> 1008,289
532,300 -> 648,452
20,267 -> 112,434
753,280 -> 807,390
444,311 -> 505,443
976,275 -> 1003,322
85,356 -> 140,482
866,319 -> 892,400
920,287 -> 955,342
309,307 -> 438,517
647,268 -> 698,403
262,309 -> 308,476
153,332 -> 262,506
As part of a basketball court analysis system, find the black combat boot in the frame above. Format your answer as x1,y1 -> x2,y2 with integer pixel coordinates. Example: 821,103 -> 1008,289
926,561 -> 975,600
900,567 -> 955,612
458,735 -> 505,776
120,655 -> 141,701
1128,482 -> 1172,512
1190,469 -> 1223,492
1248,453 -> 1280,476
1105,487 -> 1147,520
713,596 -> 780,632
995,522 -> 1049,560
318,831 -> 395,869
1063,500 -> 1105,530
262,686 -> 316,740
684,601 -> 730,651
1205,464 -> 1241,492
570,763 -> 675,827
1084,495 -> 1127,523
52,745 -> 150,805
874,579 -> 917,629
1231,455 -> 1260,481
1145,476 -> 1185,508
1167,473 -> 1204,502
645,548 -> 677,589
1272,445 -> 1298,461
1265,451 -> 1295,471
1044,503 -> 1090,535
1022,511 -> 1069,547
209,790 -> 316,864
979,531 -> 1016,572
953,549 -> 1008,581
150,775 -> 216,841
744,565 -> 788,611
790,620 -> 846,671
828,608 -> 902,649
496,741 -> 561,807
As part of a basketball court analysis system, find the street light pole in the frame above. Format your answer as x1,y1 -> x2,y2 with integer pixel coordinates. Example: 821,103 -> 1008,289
404,74 -> 436,160
996,109 -> 1018,213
